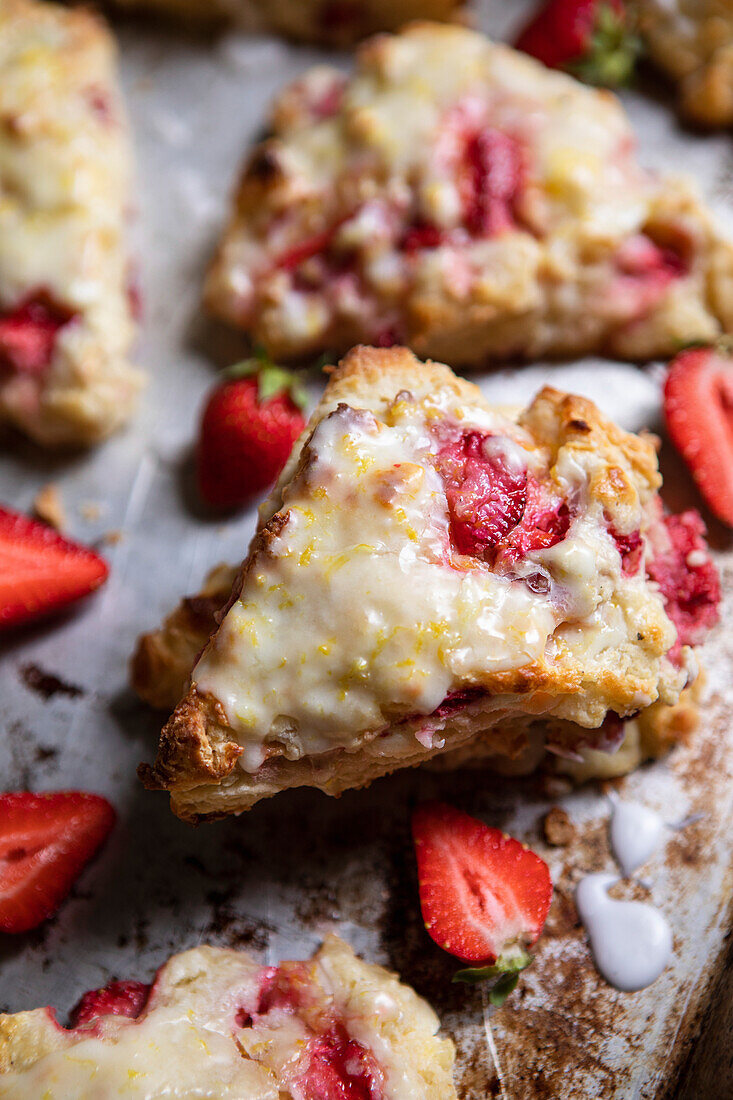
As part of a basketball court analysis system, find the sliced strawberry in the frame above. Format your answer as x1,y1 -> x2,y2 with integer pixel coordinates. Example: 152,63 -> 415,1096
646,509 -> 720,656
0,295 -> 73,376
197,353 -> 308,510
663,347 -> 733,527
0,506 -> 109,630
0,792 -> 115,934
69,980 -> 150,1028
412,802 -> 552,988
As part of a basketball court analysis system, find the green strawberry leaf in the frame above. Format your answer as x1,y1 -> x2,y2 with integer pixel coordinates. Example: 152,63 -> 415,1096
223,348 -> 309,410
568,2 -> 642,88
453,947 -> 532,1006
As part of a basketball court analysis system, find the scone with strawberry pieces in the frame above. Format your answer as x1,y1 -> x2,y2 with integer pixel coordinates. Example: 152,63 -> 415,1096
0,0 -> 142,447
0,935 -> 456,1098
110,0 -> 462,45
638,1 -> 733,128
138,346 -> 718,820
205,22 -> 733,368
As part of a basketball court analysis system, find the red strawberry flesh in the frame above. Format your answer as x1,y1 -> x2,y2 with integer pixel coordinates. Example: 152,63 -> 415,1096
413,802 -> 552,965
647,510 -> 720,657
69,980 -> 150,1028
0,295 -> 73,376
0,506 -> 109,630
293,1023 -> 385,1100
664,347 -> 733,527
0,792 -> 115,934
462,128 -> 524,238
436,432 -> 528,558
435,431 -> 570,567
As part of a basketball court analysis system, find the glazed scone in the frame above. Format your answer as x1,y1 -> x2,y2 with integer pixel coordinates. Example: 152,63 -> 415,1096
131,577 -> 705,783
639,0 -> 733,127
132,484 -> 717,787
138,346 -> 718,820
0,935 -> 456,1098
110,0 -> 462,45
205,23 -> 733,368
0,0 -> 142,447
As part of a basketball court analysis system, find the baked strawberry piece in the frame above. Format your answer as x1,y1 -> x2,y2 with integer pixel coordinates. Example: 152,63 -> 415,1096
413,802 -> 552,1003
0,792 -> 115,934
138,346 -> 711,821
0,0 -> 142,447
205,23 -> 733,368
0,506 -> 109,630
0,936 -> 456,1097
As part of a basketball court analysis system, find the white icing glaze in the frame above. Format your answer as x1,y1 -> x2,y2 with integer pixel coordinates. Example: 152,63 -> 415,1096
0,938 -> 456,1099
576,873 -> 673,992
196,395 -> 560,768
609,798 -> 665,877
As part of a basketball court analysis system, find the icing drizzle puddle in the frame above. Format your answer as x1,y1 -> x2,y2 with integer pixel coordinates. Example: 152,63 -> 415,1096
574,796 -> 688,993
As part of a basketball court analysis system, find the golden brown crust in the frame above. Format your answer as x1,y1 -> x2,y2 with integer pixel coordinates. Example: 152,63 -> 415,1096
139,346 -> 689,820
138,688 -> 242,793
204,25 -> 733,366
131,564 -> 237,710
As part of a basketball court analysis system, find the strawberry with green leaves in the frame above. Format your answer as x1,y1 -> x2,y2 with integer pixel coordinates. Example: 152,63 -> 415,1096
412,802 -> 552,1005
515,0 -> 640,88
197,352 -> 308,511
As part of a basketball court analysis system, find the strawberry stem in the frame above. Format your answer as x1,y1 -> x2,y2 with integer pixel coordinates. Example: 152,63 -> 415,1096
568,3 -> 642,87
223,348 -> 309,410
453,947 -> 532,1005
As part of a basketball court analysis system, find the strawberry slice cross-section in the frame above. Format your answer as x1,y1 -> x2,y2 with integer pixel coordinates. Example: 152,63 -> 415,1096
0,505 -> 109,630
412,802 -> 552,1002
663,346 -> 733,527
0,791 -> 116,934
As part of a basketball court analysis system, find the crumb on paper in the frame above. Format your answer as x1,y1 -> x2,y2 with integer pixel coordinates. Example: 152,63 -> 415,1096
79,501 -> 103,522
543,807 -> 576,847
541,775 -> 573,800
33,484 -> 65,530
101,529 -> 124,546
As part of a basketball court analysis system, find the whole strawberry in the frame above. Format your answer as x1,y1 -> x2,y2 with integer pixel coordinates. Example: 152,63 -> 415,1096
515,0 -> 640,87
197,354 -> 308,510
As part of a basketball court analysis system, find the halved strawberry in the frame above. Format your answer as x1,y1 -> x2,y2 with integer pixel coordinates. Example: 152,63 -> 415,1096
69,980 -> 150,1028
412,802 -> 552,1003
0,791 -> 116,934
663,347 -> 733,527
0,506 -> 109,629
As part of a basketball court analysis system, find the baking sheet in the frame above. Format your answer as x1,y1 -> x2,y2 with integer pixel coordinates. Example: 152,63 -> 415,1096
2,2 -> 733,1096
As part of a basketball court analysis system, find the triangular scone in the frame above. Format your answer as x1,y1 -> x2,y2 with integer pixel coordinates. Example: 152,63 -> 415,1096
0,0 -> 142,446
109,0 -> 461,46
205,23 -> 733,367
140,346 -> 715,821
639,1 -> 733,127
0,936 -> 456,1098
